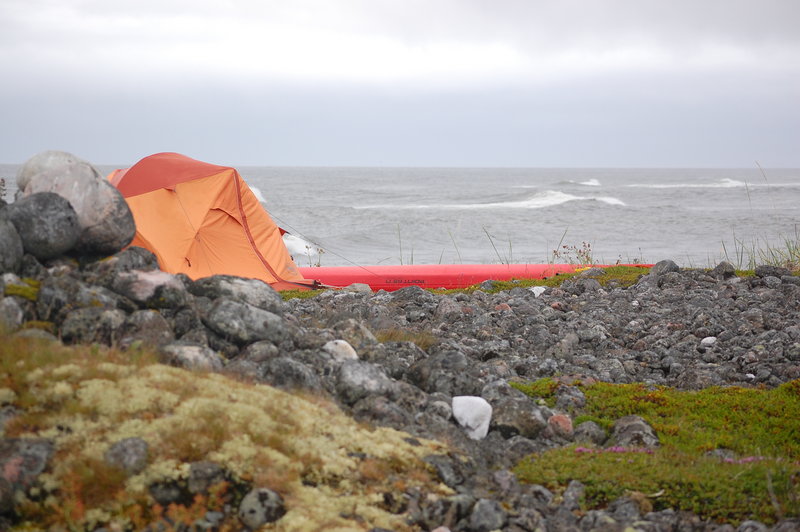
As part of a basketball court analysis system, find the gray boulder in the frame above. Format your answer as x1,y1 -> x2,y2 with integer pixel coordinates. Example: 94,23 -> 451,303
118,310 -> 174,349
0,297 -> 24,332
0,212 -> 23,273
468,498 -> 508,532
61,307 -> 126,345
257,356 -> 322,392
6,193 -> 80,260
610,415 -> 660,448
202,297 -> 288,346
17,151 -> 135,255
0,438 -> 54,514
335,360 -> 396,405
159,342 -> 223,371
238,487 -> 286,529
190,275 -> 283,315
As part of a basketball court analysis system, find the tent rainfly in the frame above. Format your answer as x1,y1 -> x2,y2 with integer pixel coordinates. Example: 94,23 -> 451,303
109,152 -> 316,291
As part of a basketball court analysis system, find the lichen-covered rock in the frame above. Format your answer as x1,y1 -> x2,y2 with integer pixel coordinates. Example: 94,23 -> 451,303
82,246 -> 160,288
159,342 -> 223,371
187,461 -> 226,495
104,437 -> 148,475
0,211 -> 24,273
190,275 -> 283,315
331,318 -> 379,352
118,309 -> 174,349
468,498 -> 507,532
0,297 -> 24,332
258,356 -> 322,393
238,487 -> 286,528
61,307 -> 126,345
6,192 -> 80,260
335,360 -> 396,405
17,151 -> 135,255
407,350 -> 482,396
202,297 -> 289,346
0,438 -> 54,513
610,415 -> 660,448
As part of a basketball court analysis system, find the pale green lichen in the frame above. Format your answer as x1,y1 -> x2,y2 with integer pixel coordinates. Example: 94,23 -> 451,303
3,333 -> 452,531
0,387 -> 16,404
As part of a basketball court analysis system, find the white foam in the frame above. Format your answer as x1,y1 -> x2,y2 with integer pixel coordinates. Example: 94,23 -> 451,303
354,190 -> 626,209
627,178 -> 748,189
579,178 -> 601,186
249,185 -> 268,203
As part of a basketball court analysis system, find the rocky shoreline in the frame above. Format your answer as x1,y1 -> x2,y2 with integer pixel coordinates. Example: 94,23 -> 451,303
1,153 -> 799,531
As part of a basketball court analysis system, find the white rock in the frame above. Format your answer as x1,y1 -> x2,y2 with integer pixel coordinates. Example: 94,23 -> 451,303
452,396 -> 492,440
700,336 -> 717,347
529,286 -> 547,298
323,339 -> 359,361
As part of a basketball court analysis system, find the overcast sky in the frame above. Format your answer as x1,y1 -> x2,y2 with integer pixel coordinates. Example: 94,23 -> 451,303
1,0 -> 798,166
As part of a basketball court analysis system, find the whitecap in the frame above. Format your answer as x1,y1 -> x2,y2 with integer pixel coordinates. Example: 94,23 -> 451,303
627,178 -> 748,189
579,178 -> 601,186
353,190 -> 626,209
249,185 -> 268,203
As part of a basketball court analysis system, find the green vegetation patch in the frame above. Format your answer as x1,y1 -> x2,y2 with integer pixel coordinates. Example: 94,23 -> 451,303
280,288 -> 326,301
4,278 -> 41,301
513,379 -> 800,524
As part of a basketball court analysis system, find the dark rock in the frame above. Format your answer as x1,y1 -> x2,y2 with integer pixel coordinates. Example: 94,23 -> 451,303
61,307 -> 126,345
467,498 -> 507,532
259,356 -> 322,392
187,461 -> 226,495
754,265 -> 790,279
119,309 -> 175,349
610,415 -> 659,448
238,487 -> 286,528
0,211 -> 24,273
710,261 -> 736,279
574,420 -> 607,445
6,192 -> 81,260
650,259 -> 680,276
104,437 -> 148,475
489,395 -> 548,439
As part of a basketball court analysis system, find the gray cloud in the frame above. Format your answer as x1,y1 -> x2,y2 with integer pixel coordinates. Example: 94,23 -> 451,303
0,0 -> 798,165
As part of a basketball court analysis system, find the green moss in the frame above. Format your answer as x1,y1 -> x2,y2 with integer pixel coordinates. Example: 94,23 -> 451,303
4,278 -> 41,301
513,379 -> 800,524
280,288 -> 326,300
510,377 -> 559,407
20,321 -> 56,334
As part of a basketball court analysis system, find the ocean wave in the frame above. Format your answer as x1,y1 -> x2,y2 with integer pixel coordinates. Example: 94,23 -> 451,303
249,185 -> 268,203
354,190 -> 626,210
626,178 -> 747,189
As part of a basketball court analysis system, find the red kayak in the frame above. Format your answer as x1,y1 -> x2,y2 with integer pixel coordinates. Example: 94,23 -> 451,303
298,264 -> 649,291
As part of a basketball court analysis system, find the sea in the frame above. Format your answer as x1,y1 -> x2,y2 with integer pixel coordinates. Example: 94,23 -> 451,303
2,165 -> 799,269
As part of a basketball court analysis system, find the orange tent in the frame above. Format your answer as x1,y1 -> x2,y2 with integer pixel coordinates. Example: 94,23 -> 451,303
109,152 -> 316,291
